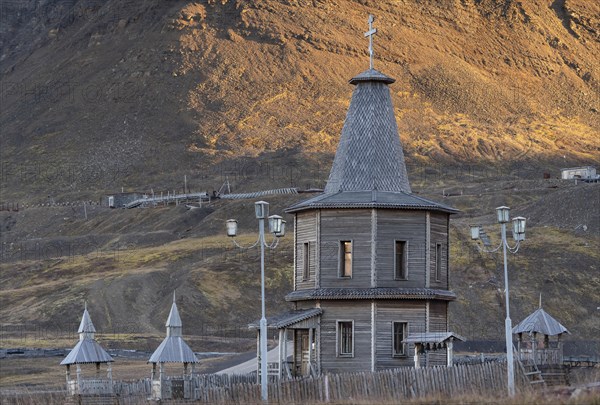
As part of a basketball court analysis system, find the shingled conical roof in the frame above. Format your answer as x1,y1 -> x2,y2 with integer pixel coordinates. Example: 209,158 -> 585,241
324,68 -> 411,194
148,292 -> 199,364
512,307 -> 570,336
287,68 -> 457,214
61,304 -> 113,365
77,302 -> 96,340
165,291 -> 182,337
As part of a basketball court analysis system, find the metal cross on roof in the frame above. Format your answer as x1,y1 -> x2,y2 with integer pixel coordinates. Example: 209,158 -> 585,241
364,14 -> 377,69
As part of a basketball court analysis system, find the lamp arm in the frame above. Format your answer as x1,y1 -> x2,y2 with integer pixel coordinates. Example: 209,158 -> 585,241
231,235 -> 261,250
475,239 -> 503,253
264,236 -> 280,249
506,240 -> 520,254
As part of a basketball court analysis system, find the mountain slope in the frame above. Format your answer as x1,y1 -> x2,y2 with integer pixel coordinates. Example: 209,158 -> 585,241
1,0 -> 598,201
0,0 -> 598,353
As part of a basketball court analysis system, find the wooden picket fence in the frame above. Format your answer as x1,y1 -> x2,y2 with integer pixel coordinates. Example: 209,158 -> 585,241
1,362 -> 522,404
195,361 -> 521,404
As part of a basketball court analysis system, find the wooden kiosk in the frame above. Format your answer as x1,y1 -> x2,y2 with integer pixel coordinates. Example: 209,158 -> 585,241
60,304 -> 114,396
513,302 -> 570,386
148,293 -> 199,400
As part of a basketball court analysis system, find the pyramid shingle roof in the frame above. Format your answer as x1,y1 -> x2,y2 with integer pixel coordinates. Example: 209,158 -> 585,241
60,338 -> 114,365
148,293 -> 198,364
78,305 -> 96,334
166,294 -> 183,330
288,68 -> 456,214
61,305 -> 113,365
512,307 -> 570,336
148,336 -> 199,364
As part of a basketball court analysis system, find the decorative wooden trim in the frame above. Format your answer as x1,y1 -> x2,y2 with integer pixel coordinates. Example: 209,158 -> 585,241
371,209 -> 377,288
425,212 -> 431,288
426,301 -> 430,333
371,301 -> 376,371
293,214 -> 297,292
316,210 -> 321,289
446,215 -> 450,290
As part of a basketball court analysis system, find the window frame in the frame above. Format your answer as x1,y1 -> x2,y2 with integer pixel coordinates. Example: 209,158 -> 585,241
394,240 -> 408,280
339,240 -> 353,278
392,321 -> 408,357
336,320 -> 354,357
302,242 -> 310,281
435,243 -> 442,282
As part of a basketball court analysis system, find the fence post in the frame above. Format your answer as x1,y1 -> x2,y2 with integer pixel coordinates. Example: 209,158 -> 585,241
324,374 -> 330,403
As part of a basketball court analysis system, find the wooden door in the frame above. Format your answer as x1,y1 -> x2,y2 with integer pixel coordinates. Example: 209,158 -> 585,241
295,329 -> 310,376
171,378 -> 184,399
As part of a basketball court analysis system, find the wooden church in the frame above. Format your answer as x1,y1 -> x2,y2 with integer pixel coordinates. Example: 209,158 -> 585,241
256,20 -> 464,377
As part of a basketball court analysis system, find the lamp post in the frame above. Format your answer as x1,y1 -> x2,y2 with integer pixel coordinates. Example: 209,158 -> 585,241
226,201 -> 285,402
470,206 -> 526,397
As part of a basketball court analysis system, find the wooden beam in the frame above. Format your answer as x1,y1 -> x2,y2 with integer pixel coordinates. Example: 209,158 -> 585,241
447,338 -> 454,367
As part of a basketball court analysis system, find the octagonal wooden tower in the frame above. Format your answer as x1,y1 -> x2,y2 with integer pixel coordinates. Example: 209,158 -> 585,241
266,67 -> 463,377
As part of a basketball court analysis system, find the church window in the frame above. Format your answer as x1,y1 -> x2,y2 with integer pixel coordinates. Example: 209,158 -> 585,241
435,243 -> 442,282
392,322 -> 408,357
302,242 -> 310,281
337,321 -> 354,356
340,241 -> 352,277
395,240 -> 408,280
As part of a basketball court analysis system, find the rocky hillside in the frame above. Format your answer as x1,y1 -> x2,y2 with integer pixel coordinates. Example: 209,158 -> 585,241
0,0 -> 598,351
1,0 -> 598,199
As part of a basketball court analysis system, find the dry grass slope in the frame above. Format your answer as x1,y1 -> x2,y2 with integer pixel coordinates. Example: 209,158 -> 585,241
0,0 -> 598,379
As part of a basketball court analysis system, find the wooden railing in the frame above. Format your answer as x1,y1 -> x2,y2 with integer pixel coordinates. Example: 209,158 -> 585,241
518,348 -> 562,366
67,378 -> 112,396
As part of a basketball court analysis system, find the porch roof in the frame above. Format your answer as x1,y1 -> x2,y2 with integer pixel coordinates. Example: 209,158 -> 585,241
512,307 -> 570,336
60,338 -> 114,365
286,288 -> 456,302
148,336 -> 199,364
248,308 -> 322,330
403,332 -> 466,345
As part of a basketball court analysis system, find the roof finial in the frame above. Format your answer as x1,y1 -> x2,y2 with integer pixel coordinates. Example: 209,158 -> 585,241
539,292 -> 542,309
364,14 -> 377,70
173,291 -> 176,303
84,300 -> 87,311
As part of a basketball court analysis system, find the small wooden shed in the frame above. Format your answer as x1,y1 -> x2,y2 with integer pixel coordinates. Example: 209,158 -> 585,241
148,293 -> 199,400
403,332 -> 466,368
60,304 -> 114,396
512,304 -> 570,366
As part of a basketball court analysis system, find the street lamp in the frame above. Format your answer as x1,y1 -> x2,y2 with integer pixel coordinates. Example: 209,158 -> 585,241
470,206 -> 526,397
226,201 -> 285,402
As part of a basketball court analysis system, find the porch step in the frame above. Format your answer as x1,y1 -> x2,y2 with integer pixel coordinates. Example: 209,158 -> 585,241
539,365 -> 570,387
522,366 -> 545,389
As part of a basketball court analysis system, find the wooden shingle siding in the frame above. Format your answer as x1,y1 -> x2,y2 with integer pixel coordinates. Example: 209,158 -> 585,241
319,210 -> 372,288
376,210 -> 426,288
427,350 -> 447,366
290,206 -> 453,373
429,213 -> 449,289
426,300 -> 449,366
428,301 -> 448,332
375,301 -> 426,370
287,317 -> 318,329
319,301 -> 372,373
295,211 -> 317,290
